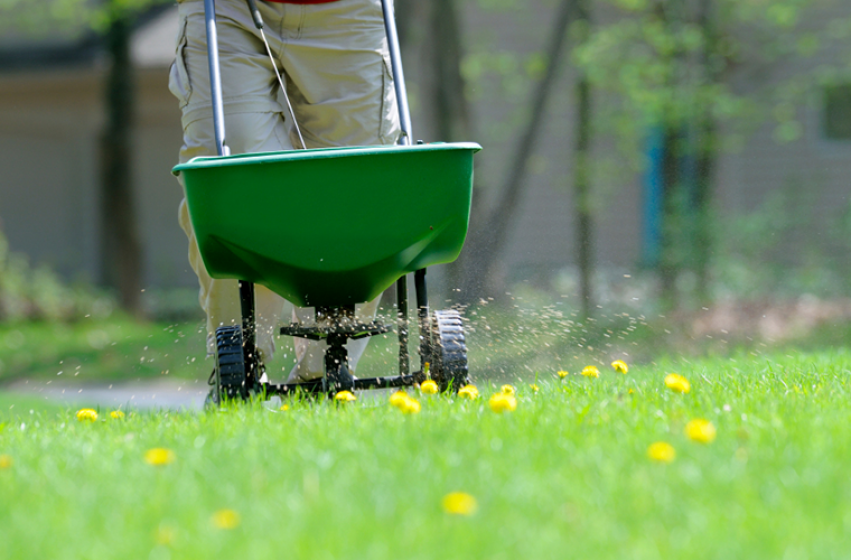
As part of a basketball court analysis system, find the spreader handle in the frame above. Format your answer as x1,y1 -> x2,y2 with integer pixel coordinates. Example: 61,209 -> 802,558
246,0 -> 264,30
203,0 -> 229,156
380,0 -> 413,146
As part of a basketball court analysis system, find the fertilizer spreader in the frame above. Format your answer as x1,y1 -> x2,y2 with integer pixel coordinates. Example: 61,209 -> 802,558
172,0 -> 480,401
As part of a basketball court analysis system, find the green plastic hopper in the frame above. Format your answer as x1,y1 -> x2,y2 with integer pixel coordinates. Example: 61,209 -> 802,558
173,142 -> 481,308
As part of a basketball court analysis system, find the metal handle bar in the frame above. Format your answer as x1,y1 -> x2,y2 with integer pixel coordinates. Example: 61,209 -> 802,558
202,0 -> 413,155
203,0 -> 229,156
380,0 -> 413,145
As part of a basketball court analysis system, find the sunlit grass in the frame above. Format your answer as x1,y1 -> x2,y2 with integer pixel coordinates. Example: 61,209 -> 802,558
2,349 -> 851,558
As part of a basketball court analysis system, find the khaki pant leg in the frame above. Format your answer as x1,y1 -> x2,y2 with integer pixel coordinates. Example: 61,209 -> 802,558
273,0 -> 401,149
177,118 -> 292,360
171,0 -> 293,359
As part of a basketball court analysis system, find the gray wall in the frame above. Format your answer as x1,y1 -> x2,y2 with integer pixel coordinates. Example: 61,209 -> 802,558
0,66 -> 190,289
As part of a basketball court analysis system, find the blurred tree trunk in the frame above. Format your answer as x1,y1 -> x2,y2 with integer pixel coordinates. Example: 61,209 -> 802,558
693,0 -> 717,304
422,0 -> 484,298
430,0 -> 471,143
456,0 -> 575,303
573,0 -> 593,320
100,4 -> 144,317
658,0 -> 718,308
656,0 -> 684,310
659,128 -> 681,310
395,0 -> 414,45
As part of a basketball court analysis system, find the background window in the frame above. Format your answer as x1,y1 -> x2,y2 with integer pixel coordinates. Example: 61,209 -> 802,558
823,84 -> 851,140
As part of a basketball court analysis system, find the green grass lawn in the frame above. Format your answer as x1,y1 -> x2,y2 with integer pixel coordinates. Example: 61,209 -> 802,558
2,348 -> 851,558
0,317 -> 208,385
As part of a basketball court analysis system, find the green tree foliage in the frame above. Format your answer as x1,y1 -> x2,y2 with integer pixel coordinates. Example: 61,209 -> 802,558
0,0 -> 164,33
570,0 -> 850,308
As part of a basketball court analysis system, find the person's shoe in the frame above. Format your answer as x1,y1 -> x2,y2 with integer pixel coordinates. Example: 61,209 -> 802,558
204,369 -> 220,411
255,358 -> 268,384
337,362 -> 355,392
204,388 -> 219,410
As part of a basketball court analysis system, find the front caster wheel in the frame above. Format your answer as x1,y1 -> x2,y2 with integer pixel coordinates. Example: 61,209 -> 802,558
215,325 -> 248,401
430,309 -> 469,392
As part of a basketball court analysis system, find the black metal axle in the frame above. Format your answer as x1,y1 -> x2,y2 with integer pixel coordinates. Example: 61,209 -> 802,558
259,372 -> 423,396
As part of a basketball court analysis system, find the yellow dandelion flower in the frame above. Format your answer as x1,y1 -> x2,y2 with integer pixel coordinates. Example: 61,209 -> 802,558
664,373 -> 691,394
280,404 -> 290,411
557,370 -> 569,379
457,384 -> 479,400
390,391 -> 421,414
685,419 -> 717,444
611,360 -> 629,374
489,392 -> 517,413
334,390 -> 357,402
402,397 -> 421,414
421,380 -> 439,394
647,441 -> 676,463
628,388 -> 635,395
581,366 -> 600,378
441,492 -> 478,516
155,524 -> 178,546
500,384 -> 515,396
423,362 -> 431,377
0,455 -> 12,469
144,448 -> 175,466
109,410 -> 125,419
401,396 -> 421,414
529,384 -> 540,393
76,408 -> 98,422
212,509 -> 241,530
389,390 -> 409,407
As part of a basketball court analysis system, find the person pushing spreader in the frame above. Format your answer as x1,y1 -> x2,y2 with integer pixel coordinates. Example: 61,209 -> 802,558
170,0 -> 480,401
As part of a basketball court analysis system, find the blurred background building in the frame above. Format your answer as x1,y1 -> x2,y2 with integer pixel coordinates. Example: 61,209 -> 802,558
0,6 -> 182,290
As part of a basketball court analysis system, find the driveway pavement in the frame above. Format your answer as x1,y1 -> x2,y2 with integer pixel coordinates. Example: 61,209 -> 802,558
6,377 -> 392,412
6,379 -> 209,411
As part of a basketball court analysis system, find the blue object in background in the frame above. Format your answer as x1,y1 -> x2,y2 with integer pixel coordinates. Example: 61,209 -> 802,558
642,126 -> 699,269
642,127 -> 664,268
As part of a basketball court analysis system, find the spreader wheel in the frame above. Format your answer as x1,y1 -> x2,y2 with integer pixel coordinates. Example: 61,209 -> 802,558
215,325 -> 248,401
430,309 -> 469,392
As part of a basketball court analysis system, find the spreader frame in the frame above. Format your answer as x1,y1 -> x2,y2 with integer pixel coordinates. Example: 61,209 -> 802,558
194,0 -> 473,402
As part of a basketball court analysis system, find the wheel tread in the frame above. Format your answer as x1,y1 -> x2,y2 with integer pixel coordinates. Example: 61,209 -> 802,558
215,325 -> 247,399
431,309 -> 469,392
